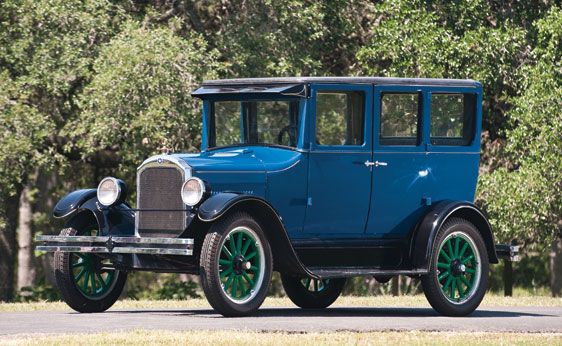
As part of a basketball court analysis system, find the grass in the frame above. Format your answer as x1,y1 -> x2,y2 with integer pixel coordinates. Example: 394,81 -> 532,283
1,330 -> 561,346
1,293 -> 561,313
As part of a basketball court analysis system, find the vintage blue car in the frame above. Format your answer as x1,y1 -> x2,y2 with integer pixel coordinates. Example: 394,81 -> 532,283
37,77 -> 517,317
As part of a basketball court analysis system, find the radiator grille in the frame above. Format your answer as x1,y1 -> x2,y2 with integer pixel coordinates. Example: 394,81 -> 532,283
137,166 -> 185,237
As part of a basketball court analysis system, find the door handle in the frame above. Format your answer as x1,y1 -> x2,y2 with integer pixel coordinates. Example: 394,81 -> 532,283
364,161 -> 388,167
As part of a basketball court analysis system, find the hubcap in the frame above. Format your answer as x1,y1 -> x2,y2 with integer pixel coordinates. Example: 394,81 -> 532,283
218,226 -> 264,304
301,278 -> 330,293
436,231 -> 481,304
71,253 -> 116,299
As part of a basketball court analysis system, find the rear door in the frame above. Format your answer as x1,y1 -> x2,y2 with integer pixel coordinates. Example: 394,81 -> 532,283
365,85 -> 429,239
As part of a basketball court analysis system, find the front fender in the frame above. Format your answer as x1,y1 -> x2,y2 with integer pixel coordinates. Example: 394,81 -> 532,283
53,189 -> 134,236
411,200 -> 499,270
198,193 -> 316,278
198,193 -> 251,221
53,189 -> 97,218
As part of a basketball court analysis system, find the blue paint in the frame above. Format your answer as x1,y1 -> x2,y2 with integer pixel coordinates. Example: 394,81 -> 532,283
180,79 -> 482,244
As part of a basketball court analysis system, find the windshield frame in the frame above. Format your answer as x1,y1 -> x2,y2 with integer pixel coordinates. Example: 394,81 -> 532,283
202,96 -> 306,152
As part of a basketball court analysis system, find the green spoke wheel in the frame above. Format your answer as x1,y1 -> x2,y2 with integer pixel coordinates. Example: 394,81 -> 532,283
54,218 -> 127,313
70,253 -> 116,299
436,232 -> 481,304
200,212 -> 273,317
301,278 -> 331,293
217,226 -> 265,303
281,274 -> 346,309
421,217 -> 489,317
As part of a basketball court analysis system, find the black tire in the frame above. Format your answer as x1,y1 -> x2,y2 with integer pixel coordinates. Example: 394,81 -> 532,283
54,217 -> 127,313
199,212 -> 273,317
281,275 -> 346,309
421,217 -> 489,316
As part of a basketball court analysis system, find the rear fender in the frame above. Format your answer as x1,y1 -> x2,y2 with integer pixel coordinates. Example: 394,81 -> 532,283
411,200 -> 498,270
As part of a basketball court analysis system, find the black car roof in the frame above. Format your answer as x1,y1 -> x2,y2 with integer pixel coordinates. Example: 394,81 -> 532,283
201,77 -> 481,88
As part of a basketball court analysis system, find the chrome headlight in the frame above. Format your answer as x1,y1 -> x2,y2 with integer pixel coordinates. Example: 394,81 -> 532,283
97,177 -> 126,206
181,177 -> 206,206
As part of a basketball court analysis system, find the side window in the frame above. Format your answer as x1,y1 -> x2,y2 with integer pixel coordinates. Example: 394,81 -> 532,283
316,91 -> 364,146
380,93 -> 420,145
430,93 -> 475,146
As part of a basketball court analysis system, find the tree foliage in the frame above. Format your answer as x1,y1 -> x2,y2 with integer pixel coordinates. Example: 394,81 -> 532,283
69,22 -> 220,172
477,7 -> 562,246
0,0 -> 561,299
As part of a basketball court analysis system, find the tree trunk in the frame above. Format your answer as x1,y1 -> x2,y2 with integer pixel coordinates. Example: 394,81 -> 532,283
0,188 -> 22,301
17,184 -> 36,292
35,170 -> 59,286
550,232 -> 562,297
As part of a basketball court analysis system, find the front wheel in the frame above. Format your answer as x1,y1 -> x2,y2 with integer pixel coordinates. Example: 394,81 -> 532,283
200,212 -> 273,317
281,275 -> 346,309
421,217 -> 489,316
54,221 -> 127,313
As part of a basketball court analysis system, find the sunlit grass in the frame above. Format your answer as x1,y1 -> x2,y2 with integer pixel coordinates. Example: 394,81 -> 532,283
1,292 -> 560,313
1,330 -> 561,346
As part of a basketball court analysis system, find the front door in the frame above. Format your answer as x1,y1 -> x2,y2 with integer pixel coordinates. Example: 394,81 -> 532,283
303,84 -> 373,236
366,85 -> 429,239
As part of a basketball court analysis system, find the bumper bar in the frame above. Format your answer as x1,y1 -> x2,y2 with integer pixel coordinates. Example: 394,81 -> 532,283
495,244 -> 519,262
36,235 -> 194,256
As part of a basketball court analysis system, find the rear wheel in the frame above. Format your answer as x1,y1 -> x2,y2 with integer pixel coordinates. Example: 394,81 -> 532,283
421,217 -> 489,316
54,217 -> 127,313
200,212 -> 273,317
281,275 -> 346,309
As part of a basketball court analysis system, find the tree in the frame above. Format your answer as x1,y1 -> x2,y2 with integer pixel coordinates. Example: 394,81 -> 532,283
0,72 -> 52,300
0,0 -> 124,300
70,21 -> 221,180
477,7 -> 562,295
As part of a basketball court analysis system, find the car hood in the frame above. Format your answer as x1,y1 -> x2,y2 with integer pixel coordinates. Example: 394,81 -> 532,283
172,146 -> 302,174
173,148 -> 265,173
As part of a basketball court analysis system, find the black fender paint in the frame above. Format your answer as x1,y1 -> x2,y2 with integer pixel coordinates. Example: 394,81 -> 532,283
411,200 -> 499,270
198,193 -> 317,278
53,189 -> 134,237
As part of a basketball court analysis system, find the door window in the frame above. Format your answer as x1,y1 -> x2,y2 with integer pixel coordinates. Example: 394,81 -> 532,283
379,93 -> 420,145
430,93 -> 475,146
315,91 -> 364,146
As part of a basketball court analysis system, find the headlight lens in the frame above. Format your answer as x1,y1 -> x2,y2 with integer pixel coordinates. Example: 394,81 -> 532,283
181,177 -> 205,206
97,177 -> 122,206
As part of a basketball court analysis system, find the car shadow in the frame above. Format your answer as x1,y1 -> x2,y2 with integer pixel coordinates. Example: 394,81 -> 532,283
105,306 -> 553,318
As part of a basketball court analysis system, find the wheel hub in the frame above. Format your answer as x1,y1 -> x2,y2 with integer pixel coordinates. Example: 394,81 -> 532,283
232,255 -> 247,274
450,259 -> 466,277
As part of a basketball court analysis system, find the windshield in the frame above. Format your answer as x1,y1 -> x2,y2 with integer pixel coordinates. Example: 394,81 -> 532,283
208,99 -> 300,149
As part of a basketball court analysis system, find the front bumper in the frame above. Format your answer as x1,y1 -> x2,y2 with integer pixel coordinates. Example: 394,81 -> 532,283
36,235 -> 194,256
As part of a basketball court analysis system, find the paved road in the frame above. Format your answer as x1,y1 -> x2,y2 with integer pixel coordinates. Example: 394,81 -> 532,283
1,306 -> 561,335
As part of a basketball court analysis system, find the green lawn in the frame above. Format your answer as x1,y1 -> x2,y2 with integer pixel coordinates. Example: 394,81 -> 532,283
1,293 -> 561,313
1,330 -> 561,346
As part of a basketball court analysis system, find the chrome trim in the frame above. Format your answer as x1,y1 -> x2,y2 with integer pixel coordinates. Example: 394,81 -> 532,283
36,235 -> 194,245
181,177 -> 206,206
136,155 -> 192,237
97,177 -> 122,206
36,246 -> 192,256
36,235 -> 194,256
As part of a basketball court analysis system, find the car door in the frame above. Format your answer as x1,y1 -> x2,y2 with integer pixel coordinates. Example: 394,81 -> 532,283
365,85 -> 430,239
303,84 -> 373,236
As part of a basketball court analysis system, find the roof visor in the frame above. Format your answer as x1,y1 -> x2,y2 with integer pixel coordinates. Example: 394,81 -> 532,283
191,84 -> 307,99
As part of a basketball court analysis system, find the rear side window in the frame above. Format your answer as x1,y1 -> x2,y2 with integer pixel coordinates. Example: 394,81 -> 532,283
316,91 -> 365,146
430,93 -> 475,146
380,93 -> 420,145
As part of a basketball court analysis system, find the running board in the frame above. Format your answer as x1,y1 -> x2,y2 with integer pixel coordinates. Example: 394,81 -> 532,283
36,235 -> 194,256
306,267 -> 428,279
